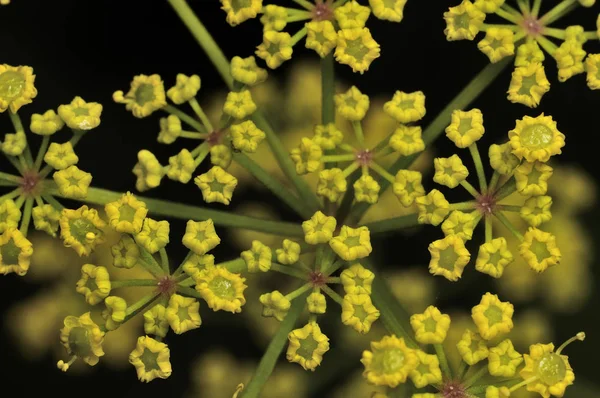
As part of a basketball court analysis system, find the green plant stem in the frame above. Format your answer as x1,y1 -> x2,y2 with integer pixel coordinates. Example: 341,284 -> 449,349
233,153 -> 311,218
463,364 -> 489,388
34,135 -> 50,171
434,344 -> 453,380
188,98 -> 214,131
0,188 -> 22,202
70,187 -> 304,237
485,215 -> 493,242
321,284 -> 344,305
469,143 -> 487,193
111,279 -> 158,289
159,248 -> 170,274
124,293 -> 162,323
164,104 -> 206,133
239,291 -> 309,398
176,285 -> 203,300
41,194 -> 64,211
4,155 -> 24,175
539,0 -> 577,25
460,180 -> 480,198
8,111 -> 34,166
219,258 -> 247,273
362,213 -> 419,235
138,246 -> 166,278
19,197 -> 34,236
321,53 -> 335,124
494,211 -> 524,241
0,171 -> 22,184
531,0 -> 542,17
167,0 -> 321,213
345,57 -> 512,225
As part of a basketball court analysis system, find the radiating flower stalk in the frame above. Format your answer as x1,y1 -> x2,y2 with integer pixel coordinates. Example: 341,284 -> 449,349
444,0 -> 600,107
0,0 -> 592,396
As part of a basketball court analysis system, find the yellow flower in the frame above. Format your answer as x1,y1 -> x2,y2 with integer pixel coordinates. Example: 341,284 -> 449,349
307,292 -> 327,314
111,235 -> 140,269
112,74 -> 166,118
515,41 -> 545,67
393,170 -> 425,207
259,290 -> 291,321
361,335 -> 418,387
507,63 -> 550,108
32,204 -> 60,237
195,266 -> 247,313
354,174 -> 380,204
291,138 -> 323,175
241,240 -> 272,272
30,109 -> 64,135
0,199 -> 21,234
388,125 -> 425,155
330,225 -> 372,261
182,219 -> 221,255
555,40 -> 586,82
488,339 -> 522,377
132,149 -> 164,192
578,0 -> 596,6
276,239 -> 301,265
509,114 -> 565,163
485,386 -> 511,398
341,294 -> 380,334
520,195 -> 552,227
256,31 -> 293,69
514,161 -> 553,196
260,5 -> 287,31
340,263 -> 374,295
585,53 -> 600,90
416,189 -> 450,226
0,228 -> 32,276
368,0 -> 407,22
0,131 -> 26,156
58,312 -> 104,368
157,115 -> 182,144
443,1 -> 486,41
182,253 -> 215,277
410,350 -> 442,388
302,211 -> 337,245
335,28 -> 380,74
59,205 -> 106,256
410,305 -> 451,344
441,210 -> 478,241
223,89 -> 257,119
0,64 -> 37,113
445,108 -> 484,148
471,292 -> 514,340
488,143 -> 519,175
105,191 -> 147,234
220,0 -> 262,26
210,144 -> 233,168
286,321 -> 330,371
305,21 -> 338,58
433,155 -> 469,189
475,237 -> 513,278
167,149 -> 196,184
44,141 -> 79,170
167,73 -> 200,104
317,168 -> 348,202
335,86 -> 370,121
195,166 -> 238,205
313,123 -> 343,150
519,227 -> 561,273
135,218 -> 170,254
53,165 -> 92,200
384,91 -> 426,123
335,1 -> 370,29
102,296 -> 127,331
75,263 -> 111,305
456,329 -> 488,365
428,235 -> 470,281
474,0 -> 504,13
477,27 -> 514,63
230,120 -> 265,153
165,294 -> 202,334
129,336 -> 172,382
58,96 -> 103,130
230,55 -> 268,86
143,304 -> 169,338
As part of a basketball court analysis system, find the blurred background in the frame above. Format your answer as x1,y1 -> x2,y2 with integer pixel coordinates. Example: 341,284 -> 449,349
0,0 -> 599,397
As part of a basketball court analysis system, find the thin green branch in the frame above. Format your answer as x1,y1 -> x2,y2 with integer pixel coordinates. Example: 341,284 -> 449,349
361,213 -> 420,235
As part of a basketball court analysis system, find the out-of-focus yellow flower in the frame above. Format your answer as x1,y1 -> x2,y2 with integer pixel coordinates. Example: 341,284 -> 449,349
59,205 -> 106,257
513,161 -> 553,196
416,189 -> 450,226
30,109 -> 64,135
166,294 -> 201,334
195,166 -> 238,205
75,263 -> 111,305
0,227 -> 33,276
475,237 -> 513,278
445,108 -> 484,148
477,28 -> 514,63
129,336 -> 172,382
456,328 -> 488,365
256,31 -> 293,69
341,293 -> 380,334
361,335 -> 418,387
305,21 -> 338,58
135,218 -> 170,254
471,293 -> 514,340
0,64 -> 37,113
410,305 -> 451,344
330,225 -> 372,261
195,266 -> 247,313
259,290 -> 291,321
182,219 -> 221,255
220,0 -> 262,26
105,192 -> 147,234
335,27 -> 380,74
443,1 -> 485,41
286,321 -> 330,371
241,240 -> 272,272
113,74 -> 166,118
132,150 -> 164,192
167,73 -> 200,105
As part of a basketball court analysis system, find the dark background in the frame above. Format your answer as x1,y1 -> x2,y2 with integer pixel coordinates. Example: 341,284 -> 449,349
1,0 -> 599,397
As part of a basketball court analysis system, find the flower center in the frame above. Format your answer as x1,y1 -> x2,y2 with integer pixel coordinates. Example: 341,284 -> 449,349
0,238 -> 20,265
521,15 -> 544,37
346,38 -> 369,61
140,348 -> 161,371
0,70 -> 25,101
311,0 -> 333,21
135,83 -> 156,106
520,124 -> 553,149
355,149 -> 372,166
536,352 -> 567,386
207,130 -> 223,147
208,275 -> 236,299
297,334 -> 319,359
309,271 -> 326,287
476,193 -> 496,215
68,326 -> 93,357
372,348 -> 405,374
484,304 -> 504,325
441,381 -> 467,398
157,275 -> 176,296
19,170 -> 42,197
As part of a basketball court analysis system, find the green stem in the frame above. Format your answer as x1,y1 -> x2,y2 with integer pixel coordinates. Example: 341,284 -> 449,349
19,197 -> 34,236
463,364 -> 490,388
346,57 -> 512,224
352,121 -> 365,147
449,201 -> 478,211
488,171 -> 500,193
460,180 -> 480,198
495,177 -> 516,201
321,53 -> 335,125
539,0 -> 577,25
111,279 -> 158,289
40,194 -> 64,211
239,291 -> 309,398
164,104 -> 206,133
542,27 -> 566,40
159,248 -> 170,274
233,153 -> 311,218
218,257 -> 247,273
124,293 -> 161,323
322,154 -> 355,162
497,205 -> 521,212
434,344 -> 453,380
4,154 -> 24,175
34,135 -> 50,171
468,143 -> 488,193
494,211 -> 523,241
0,171 -> 22,184
137,246 -> 166,278
485,215 -> 493,242
516,0 -> 530,14
188,98 -> 214,132
0,188 -> 22,203
457,360 -> 469,380
271,263 -> 309,280
291,0 -> 314,10
70,187 -> 304,237
285,283 -> 312,301
362,213 -> 419,235
531,0 -> 542,17
495,7 -> 521,24
289,27 -> 308,46
320,284 -> 343,305
8,111 -> 34,166
176,285 -> 203,300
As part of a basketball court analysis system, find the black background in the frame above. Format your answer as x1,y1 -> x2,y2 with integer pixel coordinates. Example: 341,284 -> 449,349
1,0 -> 599,397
